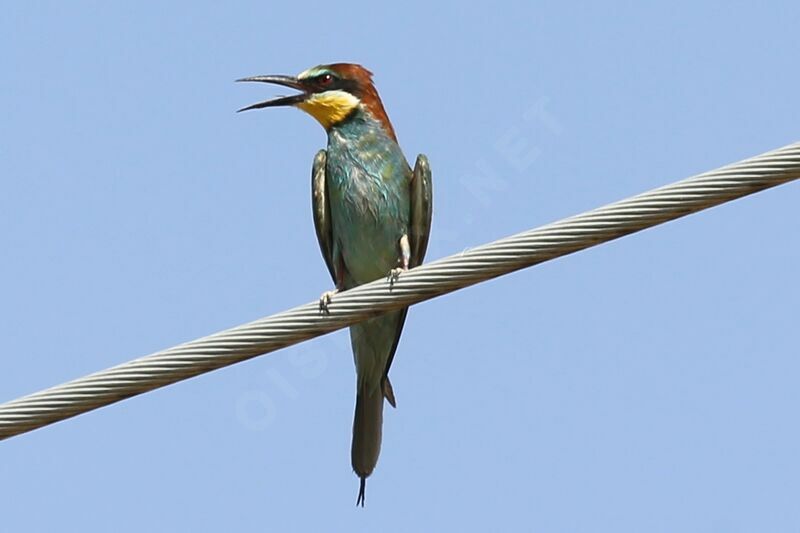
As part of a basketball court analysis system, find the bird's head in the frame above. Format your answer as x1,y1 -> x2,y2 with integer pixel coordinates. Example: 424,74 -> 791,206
237,63 -> 396,140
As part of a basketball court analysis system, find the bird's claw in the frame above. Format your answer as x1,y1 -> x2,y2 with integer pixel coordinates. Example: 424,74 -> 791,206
387,267 -> 407,288
319,289 -> 338,314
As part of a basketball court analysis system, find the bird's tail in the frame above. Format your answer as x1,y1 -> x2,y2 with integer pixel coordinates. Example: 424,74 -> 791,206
352,383 -> 385,507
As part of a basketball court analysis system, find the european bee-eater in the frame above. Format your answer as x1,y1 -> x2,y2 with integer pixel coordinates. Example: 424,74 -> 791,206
237,63 -> 432,506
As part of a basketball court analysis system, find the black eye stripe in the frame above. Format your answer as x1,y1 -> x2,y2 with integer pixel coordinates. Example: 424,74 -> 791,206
305,73 -> 335,90
304,74 -> 361,97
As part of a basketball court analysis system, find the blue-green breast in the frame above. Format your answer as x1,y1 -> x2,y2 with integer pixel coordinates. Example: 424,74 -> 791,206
326,109 -> 411,286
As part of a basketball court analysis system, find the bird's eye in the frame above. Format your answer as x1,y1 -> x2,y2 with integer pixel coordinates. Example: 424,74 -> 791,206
319,73 -> 333,85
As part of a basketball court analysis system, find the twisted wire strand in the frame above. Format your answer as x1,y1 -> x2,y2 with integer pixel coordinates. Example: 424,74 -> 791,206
1,142 -> 799,439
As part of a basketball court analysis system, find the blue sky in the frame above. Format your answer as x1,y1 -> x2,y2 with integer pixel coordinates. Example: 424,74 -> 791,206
2,1 -> 799,531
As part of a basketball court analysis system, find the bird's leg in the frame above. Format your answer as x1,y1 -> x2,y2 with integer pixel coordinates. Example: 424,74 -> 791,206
388,234 -> 411,288
319,289 -> 338,314
320,257 -> 346,314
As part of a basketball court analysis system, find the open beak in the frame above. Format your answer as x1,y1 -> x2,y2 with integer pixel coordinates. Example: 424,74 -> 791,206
235,75 -> 308,112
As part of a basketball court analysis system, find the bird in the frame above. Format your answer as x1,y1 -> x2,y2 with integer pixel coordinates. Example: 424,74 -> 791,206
237,63 -> 432,506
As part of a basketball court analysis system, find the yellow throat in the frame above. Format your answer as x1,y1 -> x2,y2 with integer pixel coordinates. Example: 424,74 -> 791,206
297,90 -> 361,129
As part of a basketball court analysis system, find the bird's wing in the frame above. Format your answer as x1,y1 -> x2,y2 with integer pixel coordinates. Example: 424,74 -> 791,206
409,154 -> 433,267
379,155 -> 433,405
311,149 -> 337,283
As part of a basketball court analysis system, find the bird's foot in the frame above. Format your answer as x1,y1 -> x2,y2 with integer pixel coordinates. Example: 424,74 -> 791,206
387,267 -> 408,288
319,289 -> 339,314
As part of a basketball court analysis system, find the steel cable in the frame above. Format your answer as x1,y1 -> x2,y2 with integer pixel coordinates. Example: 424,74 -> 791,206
1,142 -> 798,439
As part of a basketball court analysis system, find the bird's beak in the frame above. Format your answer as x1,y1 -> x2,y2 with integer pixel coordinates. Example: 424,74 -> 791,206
235,75 -> 308,112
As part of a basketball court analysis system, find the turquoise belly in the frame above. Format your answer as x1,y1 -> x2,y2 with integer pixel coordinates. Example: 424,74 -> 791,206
329,181 -> 407,286
325,114 -> 411,287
